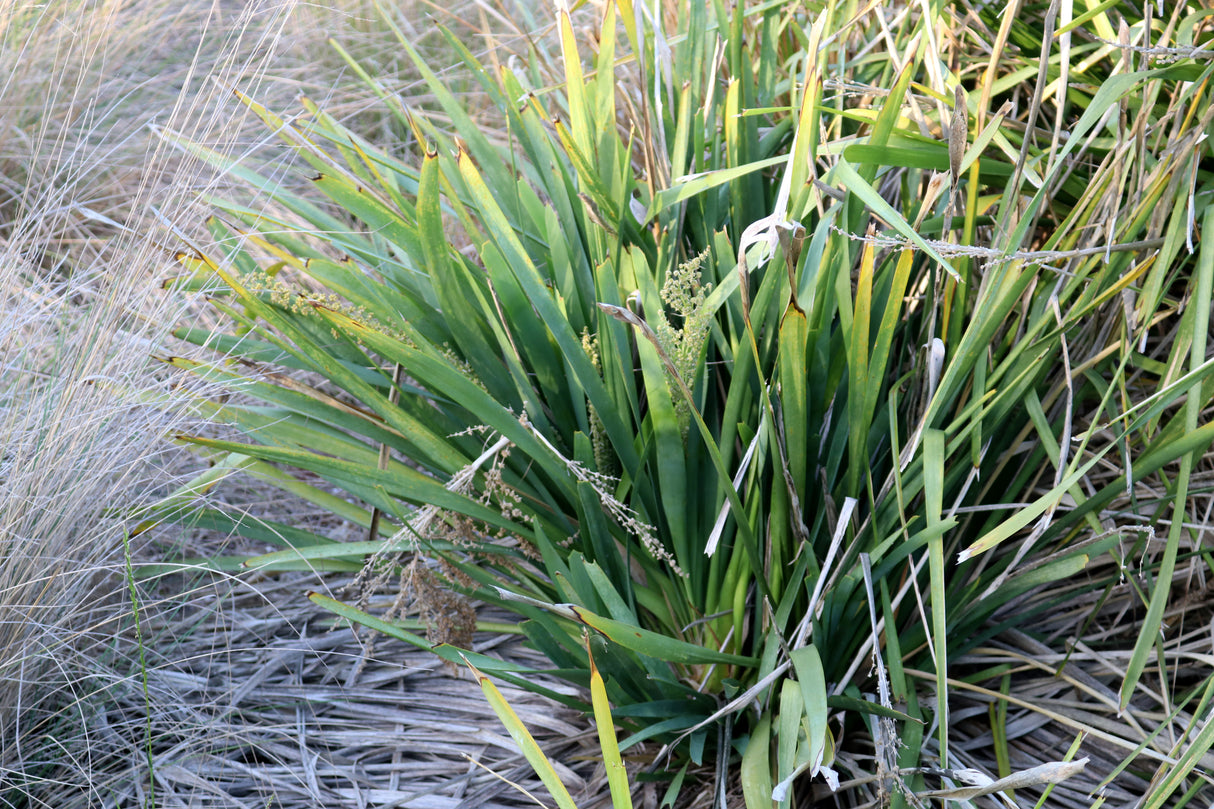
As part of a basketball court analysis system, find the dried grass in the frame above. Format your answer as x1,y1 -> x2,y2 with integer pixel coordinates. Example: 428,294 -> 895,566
0,1 -> 583,806
54,571 -> 605,809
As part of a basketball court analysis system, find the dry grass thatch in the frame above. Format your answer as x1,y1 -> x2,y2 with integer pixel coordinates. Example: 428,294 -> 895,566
30,569 -> 605,809
0,2 -> 591,806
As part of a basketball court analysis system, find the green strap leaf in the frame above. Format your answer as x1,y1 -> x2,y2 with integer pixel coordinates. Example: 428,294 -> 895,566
568,605 -> 758,668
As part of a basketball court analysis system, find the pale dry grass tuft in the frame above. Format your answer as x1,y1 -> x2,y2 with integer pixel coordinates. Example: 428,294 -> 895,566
0,1 -> 533,804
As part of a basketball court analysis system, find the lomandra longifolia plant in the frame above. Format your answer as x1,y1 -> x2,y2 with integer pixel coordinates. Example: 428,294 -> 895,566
152,1 -> 1214,804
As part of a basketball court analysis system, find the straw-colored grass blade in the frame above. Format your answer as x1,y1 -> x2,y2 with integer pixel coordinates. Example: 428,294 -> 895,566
463,657 -> 581,809
587,637 -> 634,809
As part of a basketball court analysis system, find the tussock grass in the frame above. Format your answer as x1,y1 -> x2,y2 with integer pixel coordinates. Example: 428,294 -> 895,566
0,1 -> 522,804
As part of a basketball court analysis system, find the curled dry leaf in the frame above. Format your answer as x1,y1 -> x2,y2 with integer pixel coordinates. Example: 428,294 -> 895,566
948,84 -> 967,185
915,757 -> 1089,802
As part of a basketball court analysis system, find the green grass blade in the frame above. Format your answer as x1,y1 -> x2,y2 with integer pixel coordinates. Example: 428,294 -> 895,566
923,428 -> 948,765
740,713 -> 773,809
831,161 -> 959,281
845,236 -> 874,496
790,646 -> 829,777
1120,204 -> 1214,712
568,605 -> 757,668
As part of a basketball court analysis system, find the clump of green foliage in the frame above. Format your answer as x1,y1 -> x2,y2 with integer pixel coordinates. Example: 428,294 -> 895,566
154,1 -> 1214,805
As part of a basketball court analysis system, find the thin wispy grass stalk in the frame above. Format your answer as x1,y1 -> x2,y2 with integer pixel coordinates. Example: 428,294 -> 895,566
0,0 -> 485,804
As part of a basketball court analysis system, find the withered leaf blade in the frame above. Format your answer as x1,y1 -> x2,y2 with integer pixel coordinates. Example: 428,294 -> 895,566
949,84 -> 967,184
916,757 -> 1089,801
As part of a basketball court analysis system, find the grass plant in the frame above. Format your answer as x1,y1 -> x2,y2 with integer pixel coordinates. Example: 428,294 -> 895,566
155,0 -> 1214,805
0,0 -> 500,804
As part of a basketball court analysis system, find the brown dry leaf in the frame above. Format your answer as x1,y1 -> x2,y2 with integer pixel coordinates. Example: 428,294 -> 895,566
948,84 -> 967,186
